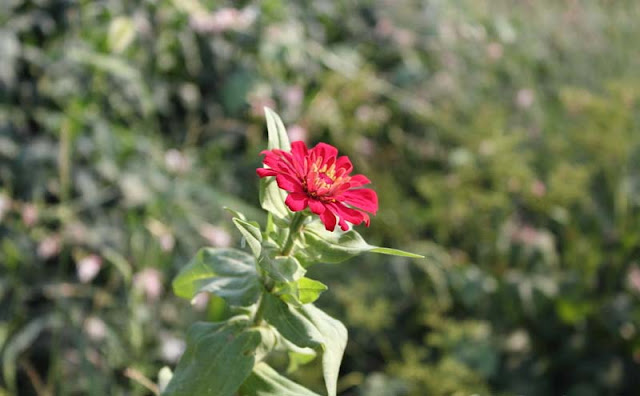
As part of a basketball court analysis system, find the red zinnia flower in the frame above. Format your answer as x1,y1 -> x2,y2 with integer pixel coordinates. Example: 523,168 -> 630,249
257,141 -> 378,232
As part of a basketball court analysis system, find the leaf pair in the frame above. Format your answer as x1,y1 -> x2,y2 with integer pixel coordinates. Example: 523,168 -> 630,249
162,317 -> 318,396
262,295 -> 347,396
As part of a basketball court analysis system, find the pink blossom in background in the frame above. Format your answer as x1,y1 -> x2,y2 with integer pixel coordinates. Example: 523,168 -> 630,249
164,149 -> 190,174
199,224 -> 232,247
287,124 -> 308,143
133,268 -> 164,301
22,203 -> 38,227
77,254 -> 102,283
159,334 -> 186,363
531,180 -> 546,197
38,236 -> 60,259
516,88 -> 535,109
190,7 -> 257,34
628,265 -> 640,294
84,316 -> 107,342
0,194 -> 11,221
487,42 -> 503,60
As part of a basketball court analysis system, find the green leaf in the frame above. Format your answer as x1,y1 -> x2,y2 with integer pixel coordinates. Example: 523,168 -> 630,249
239,362 -> 321,396
224,206 -> 247,221
259,254 -> 306,283
232,218 -> 263,257
264,107 -> 291,151
302,222 -> 423,264
254,326 -> 278,362
163,318 -> 262,396
260,173 -> 290,220
259,108 -> 292,219
287,348 -> 317,373
172,248 -> 261,307
299,305 -> 348,396
262,293 -> 324,349
275,277 -> 328,305
369,247 -> 425,258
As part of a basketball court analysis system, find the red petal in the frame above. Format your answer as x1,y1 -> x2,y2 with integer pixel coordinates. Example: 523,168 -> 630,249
257,168 -> 278,178
291,141 -> 309,160
348,174 -> 371,187
308,199 -> 326,215
276,174 -> 304,192
289,141 -> 308,176
320,206 -> 337,231
342,188 -> 378,214
285,193 -> 308,212
312,143 -> 338,164
330,202 -> 368,229
335,156 -> 353,173
262,152 -> 285,170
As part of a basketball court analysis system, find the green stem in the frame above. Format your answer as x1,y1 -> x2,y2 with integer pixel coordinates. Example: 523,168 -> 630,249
281,212 -> 306,256
253,293 -> 267,325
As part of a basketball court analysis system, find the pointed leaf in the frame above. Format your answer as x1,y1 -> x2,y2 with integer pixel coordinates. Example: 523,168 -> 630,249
259,254 -> 306,283
239,362 -> 320,396
224,206 -> 247,221
264,107 -> 291,151
369,247 -> 424,258
275,277 -> 328,305
302,222 -> 423,264
172,248 -> 261,307
232,218 -> 263,257
259,108 -> 292,219
300,304 -> 348,396
262,293 -> 324,349
163,318 -> 262,396
260,173 -> 290,220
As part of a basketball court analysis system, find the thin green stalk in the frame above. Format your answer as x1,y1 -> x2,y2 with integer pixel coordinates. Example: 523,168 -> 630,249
281,212 -> 306,256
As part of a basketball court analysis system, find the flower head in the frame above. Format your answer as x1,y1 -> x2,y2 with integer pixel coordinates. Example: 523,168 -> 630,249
257,141 -> 378,231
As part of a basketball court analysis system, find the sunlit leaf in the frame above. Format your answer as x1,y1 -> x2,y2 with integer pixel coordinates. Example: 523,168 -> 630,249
262,293 -> 324,349
259,254 -> 306,283
300,304 -> 347,396
163,317 -> 261,396
259,108 -> 291,219
172,248 -> 261,307
232,218 -> 263,257
287,348 -> 317,373
224,207 -> 247,221
264,107 -> 291,151
302,222 -> 423,264
239,362 -> 320,396
275,277 -> 328,305
259,171 -> 290,220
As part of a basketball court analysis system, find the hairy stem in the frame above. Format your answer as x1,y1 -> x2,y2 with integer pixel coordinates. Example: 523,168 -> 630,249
281,212 -> 306,256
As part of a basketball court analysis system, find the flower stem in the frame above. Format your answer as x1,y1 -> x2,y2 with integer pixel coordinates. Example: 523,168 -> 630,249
281,212 -> 306,256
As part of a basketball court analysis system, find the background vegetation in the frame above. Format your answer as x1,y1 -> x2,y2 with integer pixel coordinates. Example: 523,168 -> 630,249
2,0 -> 640,395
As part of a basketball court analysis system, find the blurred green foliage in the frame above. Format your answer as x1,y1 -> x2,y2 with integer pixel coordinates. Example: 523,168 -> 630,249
1,0 -> 640,395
